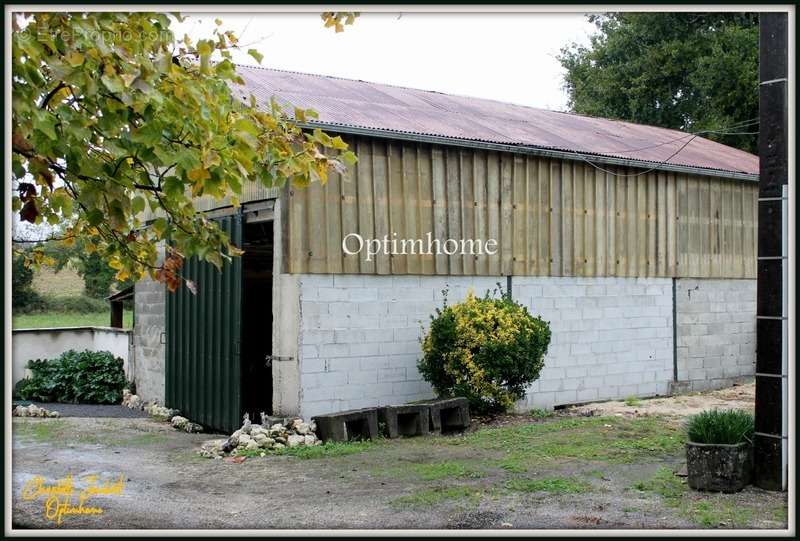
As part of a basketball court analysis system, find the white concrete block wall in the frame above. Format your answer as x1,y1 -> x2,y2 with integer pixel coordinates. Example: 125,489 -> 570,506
132,276 -> 166,403
515,277 -> 674,410
675,278 -> 756,392
131,272 -> 755,417
295,275 -> 503,418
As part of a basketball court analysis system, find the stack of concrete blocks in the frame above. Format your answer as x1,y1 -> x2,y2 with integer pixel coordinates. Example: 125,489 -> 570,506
312,398 -> 470,442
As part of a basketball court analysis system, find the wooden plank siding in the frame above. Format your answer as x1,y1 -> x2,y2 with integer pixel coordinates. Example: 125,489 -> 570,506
282,136 -> 757,279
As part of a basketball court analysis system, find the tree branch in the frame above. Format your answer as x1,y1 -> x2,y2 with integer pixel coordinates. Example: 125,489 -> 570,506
39,82 -> 66,109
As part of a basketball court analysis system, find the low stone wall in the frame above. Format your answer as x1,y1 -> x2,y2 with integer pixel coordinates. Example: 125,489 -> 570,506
12,327 -> 132,387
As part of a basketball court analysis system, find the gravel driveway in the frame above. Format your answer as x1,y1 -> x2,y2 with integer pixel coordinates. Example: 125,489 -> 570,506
10,385 -> 789,531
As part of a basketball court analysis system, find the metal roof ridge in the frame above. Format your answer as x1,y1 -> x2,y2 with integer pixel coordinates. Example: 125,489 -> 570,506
234,63 -> 757,153
298,119 -> 759,181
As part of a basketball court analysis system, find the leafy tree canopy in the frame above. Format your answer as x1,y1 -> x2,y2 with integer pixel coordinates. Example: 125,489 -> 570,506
12,12 -> 357,291
559,13 -> 758,153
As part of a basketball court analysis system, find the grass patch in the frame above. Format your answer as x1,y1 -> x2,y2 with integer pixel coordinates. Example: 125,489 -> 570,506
586,470 -> 607,479
12,419 -> 67,442
630,466 -> 757,528
446,416 -> 684,465
12,310 -> 133,329
122,432 -> 169,447
624,396 -> 641,407
283,440 -> 378,459
497,457 -> 528,473
373,459 -> 484,480
772,505 -> 788,523
631,466 -> 685,506
13,418 -> 166,447
32,267 -> 84,298
687,500 -> 753,528
391,486 -> 480,508
411,461 -> 484,480
505,476 -> 591,494
528,408 -> 554,419
234,440 -> 379,460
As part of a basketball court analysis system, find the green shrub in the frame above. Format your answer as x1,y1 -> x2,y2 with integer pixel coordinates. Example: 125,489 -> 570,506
46,295 -> 108,313
686,409 -> 755,445
417,286 -> 551,414
13,294 -> 108,315
12,254 -> 44,310
14,350 -> 126,404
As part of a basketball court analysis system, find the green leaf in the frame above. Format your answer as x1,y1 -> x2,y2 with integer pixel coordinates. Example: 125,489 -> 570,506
131,195 -> 146,214
86,209 -> 104,226
247,49 -> 264,64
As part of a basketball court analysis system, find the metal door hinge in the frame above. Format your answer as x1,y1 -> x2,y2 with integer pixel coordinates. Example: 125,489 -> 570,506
265,355 -> 294,367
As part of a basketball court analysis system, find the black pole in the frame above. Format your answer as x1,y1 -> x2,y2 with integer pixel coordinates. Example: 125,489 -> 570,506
754,12 -> 788,491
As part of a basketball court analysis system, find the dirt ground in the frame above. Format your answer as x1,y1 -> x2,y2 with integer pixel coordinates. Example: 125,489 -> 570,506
11,384 -> 788,531
569,382 -> 755,419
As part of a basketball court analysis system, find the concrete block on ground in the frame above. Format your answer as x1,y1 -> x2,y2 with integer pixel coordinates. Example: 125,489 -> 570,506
417,397 -> 470,434
377,404 -> 430,438
312,408 -> 379,442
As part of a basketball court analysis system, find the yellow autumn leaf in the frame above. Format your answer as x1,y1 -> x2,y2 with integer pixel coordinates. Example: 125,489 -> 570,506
187,167 -> 210,182
65,51 -> 84,66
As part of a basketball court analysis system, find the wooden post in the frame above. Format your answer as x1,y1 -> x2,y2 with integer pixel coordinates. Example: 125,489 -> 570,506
754,11 -> 788,491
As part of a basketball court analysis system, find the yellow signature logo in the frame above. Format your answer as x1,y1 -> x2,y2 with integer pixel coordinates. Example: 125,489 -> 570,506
21,474 -> 125,524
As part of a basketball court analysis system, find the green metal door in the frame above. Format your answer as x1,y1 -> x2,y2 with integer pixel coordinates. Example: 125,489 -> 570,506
165,214 -> 242,433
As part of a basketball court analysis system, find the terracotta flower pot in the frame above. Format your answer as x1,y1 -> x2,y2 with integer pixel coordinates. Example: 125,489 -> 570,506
686,441 -> 753,493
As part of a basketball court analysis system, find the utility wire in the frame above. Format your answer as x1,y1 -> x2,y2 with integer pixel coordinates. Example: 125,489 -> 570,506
573,118 -> 759,178
618,118 -> 758,153
573,134 -> 700,178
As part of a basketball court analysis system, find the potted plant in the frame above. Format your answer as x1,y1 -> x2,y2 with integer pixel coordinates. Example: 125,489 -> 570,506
685,409 -> 754,493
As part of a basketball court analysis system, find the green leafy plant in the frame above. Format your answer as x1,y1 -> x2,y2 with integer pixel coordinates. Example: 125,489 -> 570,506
417,285 -> 551,414
14,349 -> 127,404
624,395 -> 641,407
12,251 -> 45,310
559,13 -> 758,153
12,12 -> 357,291
686,409 -> 754,445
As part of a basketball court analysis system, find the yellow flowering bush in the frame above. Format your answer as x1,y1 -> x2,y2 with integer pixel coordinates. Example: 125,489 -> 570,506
418,287 -> 551,414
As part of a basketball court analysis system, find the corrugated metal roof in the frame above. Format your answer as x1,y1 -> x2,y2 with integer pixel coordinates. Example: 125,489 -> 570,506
233,65 -> 759,177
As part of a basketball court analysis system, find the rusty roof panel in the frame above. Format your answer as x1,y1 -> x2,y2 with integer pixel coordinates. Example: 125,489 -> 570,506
235,66 -> 758,176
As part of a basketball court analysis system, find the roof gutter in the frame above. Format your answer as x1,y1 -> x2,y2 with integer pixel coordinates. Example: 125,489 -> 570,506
301,121 -> 759,182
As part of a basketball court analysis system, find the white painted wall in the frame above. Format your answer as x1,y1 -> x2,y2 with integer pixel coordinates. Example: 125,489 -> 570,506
129,270 -> 757,418
295,275 -> 678,417
675,278 -> 757,391
295,274 -> 502,418
12,327 -> 132,387
515,277 -> 674,409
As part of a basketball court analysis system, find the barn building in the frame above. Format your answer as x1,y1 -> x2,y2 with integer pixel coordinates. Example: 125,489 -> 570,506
132,67 -> 759,433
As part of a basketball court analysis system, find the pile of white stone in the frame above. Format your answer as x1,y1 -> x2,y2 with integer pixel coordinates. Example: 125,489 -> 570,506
170,415 -> 204,433
121,389 -> 143,410
122,388 -> 203,433
13,404 -> 60,418
199,413 -> 321,459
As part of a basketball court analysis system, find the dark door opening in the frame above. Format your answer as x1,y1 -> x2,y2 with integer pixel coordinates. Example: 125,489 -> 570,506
241,218 -> 274,421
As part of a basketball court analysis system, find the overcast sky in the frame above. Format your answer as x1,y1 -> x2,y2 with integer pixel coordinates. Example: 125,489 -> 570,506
172,12 -> 598,111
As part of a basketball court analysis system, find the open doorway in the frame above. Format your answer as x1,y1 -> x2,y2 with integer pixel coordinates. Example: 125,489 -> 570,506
241,218 -> 274,421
